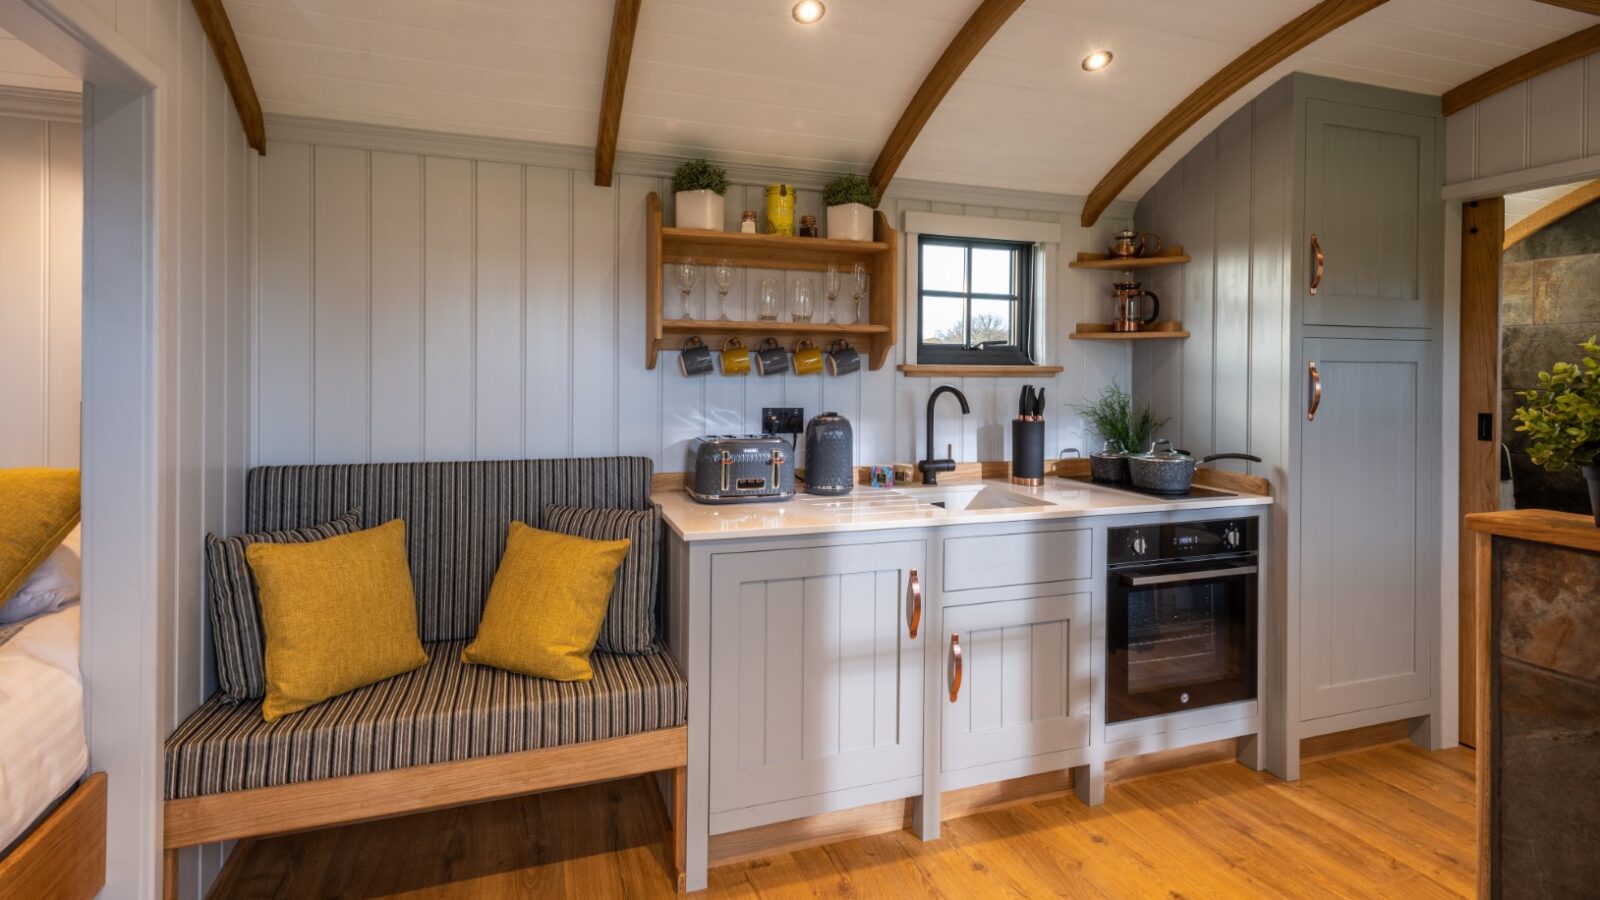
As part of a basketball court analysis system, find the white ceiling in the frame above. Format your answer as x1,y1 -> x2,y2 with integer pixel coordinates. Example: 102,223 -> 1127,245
0,26 -> 78,92
1505,180 -> 1591,231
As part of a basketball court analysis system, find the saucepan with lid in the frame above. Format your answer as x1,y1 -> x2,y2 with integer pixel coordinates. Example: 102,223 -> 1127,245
1127,439 -> 1261,493
1089,439 -> 1131,484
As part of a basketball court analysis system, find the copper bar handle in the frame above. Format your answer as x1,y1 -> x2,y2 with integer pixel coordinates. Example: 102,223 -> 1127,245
906,570 -> 922,639
1307,361 -> 1322,422
948,634 -> 963,703
1309,234 -> 1324,296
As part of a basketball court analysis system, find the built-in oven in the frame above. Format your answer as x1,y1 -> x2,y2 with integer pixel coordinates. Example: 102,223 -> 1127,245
1106,518 -> 1258,724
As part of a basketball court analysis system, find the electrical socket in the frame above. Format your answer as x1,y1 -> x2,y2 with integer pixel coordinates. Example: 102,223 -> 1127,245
762,407 -> 805,435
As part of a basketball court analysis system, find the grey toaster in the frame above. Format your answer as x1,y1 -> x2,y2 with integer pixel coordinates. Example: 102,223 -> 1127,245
687,435 -> 795,503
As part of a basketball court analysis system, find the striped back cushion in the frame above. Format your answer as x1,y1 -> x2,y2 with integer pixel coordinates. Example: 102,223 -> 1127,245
245,458 -> 655,642
544,505 -> 659,655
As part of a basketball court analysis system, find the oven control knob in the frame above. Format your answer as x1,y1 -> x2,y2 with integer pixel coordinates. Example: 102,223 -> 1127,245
1130,532 -> 1150,556
1223,524 -> 1241,548
1180,692 -> 1190,705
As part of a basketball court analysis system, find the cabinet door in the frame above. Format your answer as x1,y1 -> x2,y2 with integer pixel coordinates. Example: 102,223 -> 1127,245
709,541 -> 925,814
1299,338 -> 1432,719
942,592 -> 1092,773
1302,99 -> 1437,328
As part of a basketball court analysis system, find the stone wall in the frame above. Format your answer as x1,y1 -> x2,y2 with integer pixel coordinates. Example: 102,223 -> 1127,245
1501,199 -> 1600,514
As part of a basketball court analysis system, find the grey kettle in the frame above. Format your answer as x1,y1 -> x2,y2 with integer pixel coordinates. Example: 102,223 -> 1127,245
804,412 -> 854,495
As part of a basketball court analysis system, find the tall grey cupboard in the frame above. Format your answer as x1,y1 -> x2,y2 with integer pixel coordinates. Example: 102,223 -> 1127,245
1132,73 -> 1445,781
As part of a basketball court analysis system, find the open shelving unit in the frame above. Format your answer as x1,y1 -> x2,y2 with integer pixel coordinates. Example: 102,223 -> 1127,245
1068,244 -> 1190,341
1069,322 -> 1190,341
645,192 -> 899,371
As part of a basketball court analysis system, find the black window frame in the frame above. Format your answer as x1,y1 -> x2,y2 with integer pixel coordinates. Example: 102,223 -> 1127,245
916,234 -> 1036,366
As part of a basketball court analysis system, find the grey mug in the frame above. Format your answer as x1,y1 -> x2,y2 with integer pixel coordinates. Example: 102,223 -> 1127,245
679,336 -> 713,376
826,339 -> 861,376
755,337 -> 790,376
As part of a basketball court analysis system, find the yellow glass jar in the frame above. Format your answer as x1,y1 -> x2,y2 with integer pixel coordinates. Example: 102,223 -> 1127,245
764,184 -> 796,236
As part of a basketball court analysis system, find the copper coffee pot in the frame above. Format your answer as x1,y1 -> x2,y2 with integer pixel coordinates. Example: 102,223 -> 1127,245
1112,280 -> 1160,332
1109,228 -> 1163,259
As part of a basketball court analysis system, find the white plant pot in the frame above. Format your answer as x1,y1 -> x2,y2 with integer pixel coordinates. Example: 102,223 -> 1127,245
675,189 -> 724,231
827,203 -> 875,242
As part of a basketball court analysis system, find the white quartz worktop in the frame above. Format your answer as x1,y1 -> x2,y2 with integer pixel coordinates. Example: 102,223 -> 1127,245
654,476 -> 1272,541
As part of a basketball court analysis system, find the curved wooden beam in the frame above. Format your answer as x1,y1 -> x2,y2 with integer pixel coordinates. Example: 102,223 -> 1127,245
1533,0 -> 1600,14
594,0 -> 642,187
1505,180 -> 1600,249
869,0 -> 1026,200
190,0 -> 265,154
1080,0 -> 1388,228
1442,24 -> 1600,117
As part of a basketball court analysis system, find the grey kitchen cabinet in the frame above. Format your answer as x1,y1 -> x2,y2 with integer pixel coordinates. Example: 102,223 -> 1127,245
707,539 -> 925,831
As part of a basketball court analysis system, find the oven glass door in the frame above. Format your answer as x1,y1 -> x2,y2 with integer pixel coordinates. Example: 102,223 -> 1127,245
1107,559 -> 1257,723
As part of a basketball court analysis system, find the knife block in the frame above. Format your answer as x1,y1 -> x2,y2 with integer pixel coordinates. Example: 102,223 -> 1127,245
1012,419 -> 1045,485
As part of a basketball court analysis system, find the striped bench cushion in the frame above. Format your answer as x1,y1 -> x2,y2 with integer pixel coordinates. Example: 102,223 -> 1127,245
164,640 -> 687,800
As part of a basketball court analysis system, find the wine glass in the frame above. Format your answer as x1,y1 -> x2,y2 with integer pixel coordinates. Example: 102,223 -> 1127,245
850,262 -> 869,324
757,278 -> 780,321
790,277 -> 815,323
823,264 -> 842,324
713,259 -> 735,321
674,261 -> 699,320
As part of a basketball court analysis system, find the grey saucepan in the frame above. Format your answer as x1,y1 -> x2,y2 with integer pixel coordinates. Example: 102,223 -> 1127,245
1127,439 -> 1262,493
1089,439 -> 1131,484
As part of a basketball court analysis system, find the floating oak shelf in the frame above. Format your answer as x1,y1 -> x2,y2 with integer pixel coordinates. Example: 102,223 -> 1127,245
646,192 -> 899,371
897,364 -> 1064,377
1069,322 -> 1189,341
1069,246 -> 1191,270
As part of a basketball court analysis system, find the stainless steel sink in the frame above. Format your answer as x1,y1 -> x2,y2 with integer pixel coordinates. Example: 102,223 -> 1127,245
904,486 -> 1054,512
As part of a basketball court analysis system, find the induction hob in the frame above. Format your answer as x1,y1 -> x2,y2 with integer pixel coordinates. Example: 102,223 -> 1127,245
1058,473 -> 1237,501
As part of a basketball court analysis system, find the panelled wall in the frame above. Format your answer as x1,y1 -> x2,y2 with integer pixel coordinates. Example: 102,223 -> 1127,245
252,122 -> 1136,474
0,103 -> 80,469
1445,50 -> 1600,196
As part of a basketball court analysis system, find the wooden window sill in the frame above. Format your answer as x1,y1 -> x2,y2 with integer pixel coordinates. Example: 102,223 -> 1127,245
897,364 -> 1064,377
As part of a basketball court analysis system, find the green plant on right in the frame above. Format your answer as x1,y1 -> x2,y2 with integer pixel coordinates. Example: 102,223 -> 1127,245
1072,384 -> 1167,454
672,158 -> 729,195
822,172 -> 880,209
1512,335 -> 1600,473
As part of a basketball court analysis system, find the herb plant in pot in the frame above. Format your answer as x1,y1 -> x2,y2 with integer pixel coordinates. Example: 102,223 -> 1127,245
1072,384 -> 1167,482
673,159 -> 729,231
822,173 -> 878,242
1512,335 -> 1600,525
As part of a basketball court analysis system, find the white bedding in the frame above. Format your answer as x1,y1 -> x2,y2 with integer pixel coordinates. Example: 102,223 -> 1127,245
0,604 -> 87,852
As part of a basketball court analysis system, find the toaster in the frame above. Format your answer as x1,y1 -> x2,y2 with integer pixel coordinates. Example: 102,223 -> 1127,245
687,435 -> 795,504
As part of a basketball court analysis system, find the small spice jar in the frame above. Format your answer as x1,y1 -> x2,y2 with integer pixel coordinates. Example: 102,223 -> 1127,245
798,215 -> 819,238
740,210 -> 758,234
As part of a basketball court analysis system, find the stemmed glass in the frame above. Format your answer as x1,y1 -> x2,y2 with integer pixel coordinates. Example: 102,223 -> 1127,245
713,259 -> 735,321
850,262 -> 869,324
823,264 -> 842,324
674,261 -> 699,320
790,277 -> 815,323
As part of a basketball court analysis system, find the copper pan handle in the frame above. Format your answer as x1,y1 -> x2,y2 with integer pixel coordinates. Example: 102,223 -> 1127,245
1307,361 -> 1322,422
1309,234 -> 1324,295
948,634 -> 963,702
906,570 -> 922,639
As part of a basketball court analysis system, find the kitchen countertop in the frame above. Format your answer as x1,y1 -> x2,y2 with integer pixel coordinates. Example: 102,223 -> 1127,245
654,476 -> 1272,542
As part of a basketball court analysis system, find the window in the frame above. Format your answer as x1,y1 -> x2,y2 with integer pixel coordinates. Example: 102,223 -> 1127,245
917,235 -> 1035,366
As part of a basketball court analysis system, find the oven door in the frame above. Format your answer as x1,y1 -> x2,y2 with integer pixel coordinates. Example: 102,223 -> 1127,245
1106,557 -> 1257,724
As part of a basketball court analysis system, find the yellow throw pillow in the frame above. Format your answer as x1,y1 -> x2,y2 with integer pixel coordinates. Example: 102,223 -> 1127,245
462,522 -> 630,681
246,519 -> 427,722
0,468 -> 80,611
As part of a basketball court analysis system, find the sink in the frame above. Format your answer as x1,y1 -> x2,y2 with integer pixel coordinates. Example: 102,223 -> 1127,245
906,486 -> 1054,512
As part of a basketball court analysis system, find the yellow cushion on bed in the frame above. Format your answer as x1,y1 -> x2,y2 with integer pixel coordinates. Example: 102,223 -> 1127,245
246,519 -> 427,722
0,468 -> 80,612
461,522 -> 630,681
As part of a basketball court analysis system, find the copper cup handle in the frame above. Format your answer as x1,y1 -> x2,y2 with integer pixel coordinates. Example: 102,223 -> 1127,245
1307,361 -> 1322,422
906,570 -> 922,639
1309,234 -> 1324,296
948,634 -> 963,703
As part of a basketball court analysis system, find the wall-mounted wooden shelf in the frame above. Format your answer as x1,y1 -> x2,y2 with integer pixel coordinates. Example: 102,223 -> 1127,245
897,364 -> 1064,377
646,193 -> 899,371
1069,246 -> 1191,270
1069,322 -> 1189,341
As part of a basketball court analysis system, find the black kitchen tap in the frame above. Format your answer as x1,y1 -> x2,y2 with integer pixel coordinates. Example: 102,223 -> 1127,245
919,384 -> 970,485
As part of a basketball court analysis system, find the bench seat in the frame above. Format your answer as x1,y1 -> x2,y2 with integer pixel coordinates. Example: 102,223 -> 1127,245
165,640 -> 687,800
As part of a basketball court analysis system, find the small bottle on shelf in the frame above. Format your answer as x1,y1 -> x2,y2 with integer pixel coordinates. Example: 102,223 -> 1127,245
740,211 -> 758,234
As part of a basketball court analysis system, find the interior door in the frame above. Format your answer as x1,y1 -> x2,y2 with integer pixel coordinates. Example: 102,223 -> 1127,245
1302,99 -> 1438,328
708,540 -> 925,817
942,592 -> 1092,773
1300,338 -> 1433,720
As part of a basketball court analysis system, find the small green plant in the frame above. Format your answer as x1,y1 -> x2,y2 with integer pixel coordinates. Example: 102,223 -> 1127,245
822,172 -> 879,209
1073,384 -> 1167,454
1513,335 -> 1600,473
672,159 -> 728,195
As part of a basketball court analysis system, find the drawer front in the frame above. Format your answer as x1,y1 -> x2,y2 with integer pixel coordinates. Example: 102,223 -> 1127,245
942,528 -> 1092,592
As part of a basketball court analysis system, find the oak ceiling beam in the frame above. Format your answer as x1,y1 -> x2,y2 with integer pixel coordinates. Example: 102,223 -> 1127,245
595,0 -> 643,188
1533,0 -> 1600,15
1079,0 -> 1388,228
1505,180 -> 1600,249
189,0 -> 265,154
1442,24 -> 1600,116
868,0 -> 1026,200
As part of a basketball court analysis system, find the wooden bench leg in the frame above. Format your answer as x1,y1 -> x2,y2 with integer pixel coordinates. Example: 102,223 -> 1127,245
671,766 -> 687,893
164,849 -> 178,900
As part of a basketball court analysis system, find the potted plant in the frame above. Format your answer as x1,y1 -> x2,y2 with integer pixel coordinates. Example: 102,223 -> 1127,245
1072,384 -> 1167,455
672,159 -> 729,231
822,172 -> 879,242
1512,335 -> 1600,525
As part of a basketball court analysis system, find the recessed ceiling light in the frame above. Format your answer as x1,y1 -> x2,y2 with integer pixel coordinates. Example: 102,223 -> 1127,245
793,0 -> 825,24
1082,50 -> 1113,72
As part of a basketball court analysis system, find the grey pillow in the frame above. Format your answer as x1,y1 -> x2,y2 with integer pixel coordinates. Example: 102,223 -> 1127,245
543,505 -> 659,655
205,509 -> 363,702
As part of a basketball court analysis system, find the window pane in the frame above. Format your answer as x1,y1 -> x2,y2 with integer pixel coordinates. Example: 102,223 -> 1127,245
921,294 -> 966,344
970,299 -> 1014,344
971,246 -> 1015,295
922,243 -> 965,292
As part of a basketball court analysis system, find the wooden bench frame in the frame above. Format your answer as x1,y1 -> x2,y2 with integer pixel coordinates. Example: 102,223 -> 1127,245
162,726 -> 687,898
0,773 -> 107,900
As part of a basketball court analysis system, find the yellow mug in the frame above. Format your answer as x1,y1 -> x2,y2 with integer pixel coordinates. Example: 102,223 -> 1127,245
793,338 -> 824,375
720,337 -> 751,375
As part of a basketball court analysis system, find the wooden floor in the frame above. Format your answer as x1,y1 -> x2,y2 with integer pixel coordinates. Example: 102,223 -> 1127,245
213,742 -> 1477,899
